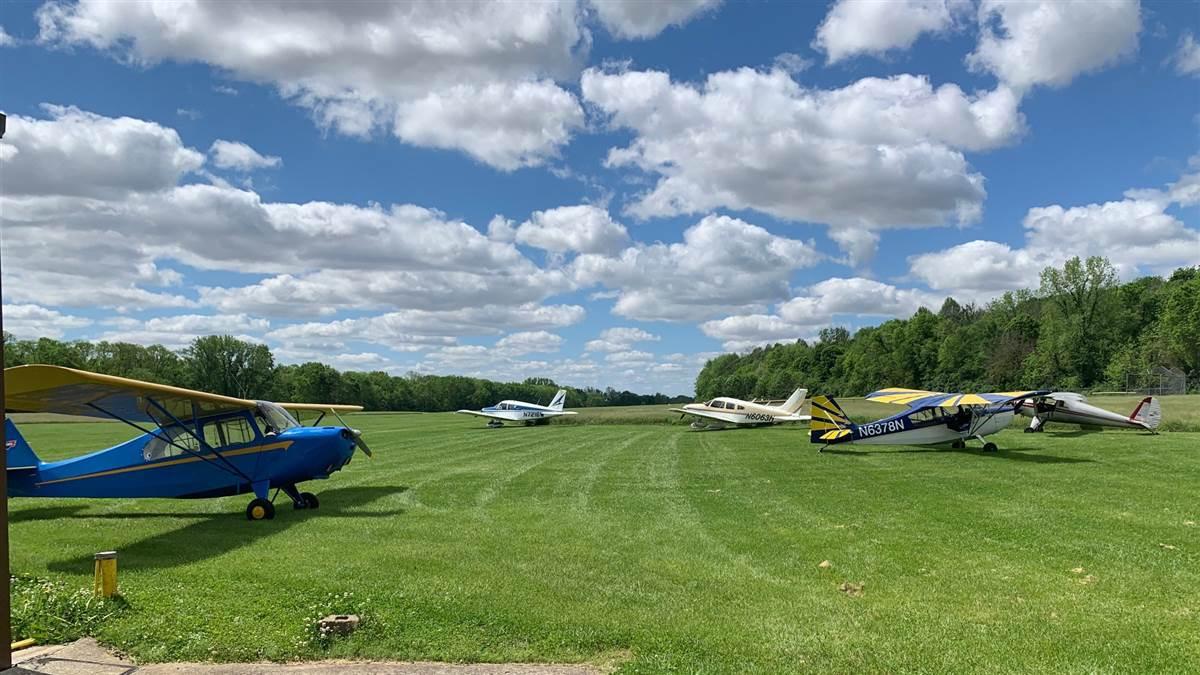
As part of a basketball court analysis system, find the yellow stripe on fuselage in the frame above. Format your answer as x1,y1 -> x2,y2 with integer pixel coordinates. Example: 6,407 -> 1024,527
34,441 -> 293,486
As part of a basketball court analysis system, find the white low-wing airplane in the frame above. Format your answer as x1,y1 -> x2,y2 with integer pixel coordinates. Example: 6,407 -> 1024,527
1017,392 -> 1161,433
671,388 -> 809,429
456,389 -> 577,427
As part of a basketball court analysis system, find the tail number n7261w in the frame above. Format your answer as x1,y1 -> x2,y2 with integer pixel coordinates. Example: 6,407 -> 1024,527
521,411 -> 544,418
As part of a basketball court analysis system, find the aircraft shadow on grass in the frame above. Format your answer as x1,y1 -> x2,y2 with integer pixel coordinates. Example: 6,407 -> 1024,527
819,447 -> 1095,464
40,485 -> 408,573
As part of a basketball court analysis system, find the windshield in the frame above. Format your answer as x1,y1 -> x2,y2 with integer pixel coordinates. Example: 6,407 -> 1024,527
256,401 -> 300,433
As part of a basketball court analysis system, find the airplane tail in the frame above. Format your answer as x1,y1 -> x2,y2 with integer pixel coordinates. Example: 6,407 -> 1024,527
1130,396 -> 1162,431
549,389 -> 567,412
809,396 -> 854,444
779,388 -> 808,414
5,418 -> 42,471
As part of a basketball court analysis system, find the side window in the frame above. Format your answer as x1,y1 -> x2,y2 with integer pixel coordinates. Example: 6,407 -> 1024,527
737,405 -> 745,410
143,425 -> 200,462
713,401 -> 725,409
220,418 -> 255,446
203,421 -> 223,449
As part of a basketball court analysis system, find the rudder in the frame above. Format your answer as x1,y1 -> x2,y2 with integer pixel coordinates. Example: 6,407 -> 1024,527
809,396 -> 854,444
549,389 -> 567,411
780,388 -> 808,414
1130,396 -> 1162,431
5,418 -> 42,470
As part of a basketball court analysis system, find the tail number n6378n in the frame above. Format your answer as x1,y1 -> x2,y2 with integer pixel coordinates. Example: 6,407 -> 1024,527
859,419 -> 905,437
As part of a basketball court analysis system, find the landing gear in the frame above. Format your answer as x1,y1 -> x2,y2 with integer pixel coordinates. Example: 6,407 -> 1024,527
281,484 -> 320,510
983,442 -> 998,452
487,420 -> 504,428
951,440 -> 966,449
246,498 -> 275,521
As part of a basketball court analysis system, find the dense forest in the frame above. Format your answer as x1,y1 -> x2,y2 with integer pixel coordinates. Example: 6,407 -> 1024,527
2,334 -> 690,411
696,257 -> 1200,400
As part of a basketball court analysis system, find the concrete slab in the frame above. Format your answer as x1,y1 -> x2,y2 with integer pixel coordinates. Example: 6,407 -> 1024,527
12,641 -> 604,675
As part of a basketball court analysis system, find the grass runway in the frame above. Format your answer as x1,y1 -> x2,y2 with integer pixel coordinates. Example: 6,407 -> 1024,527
11,411 -> 1200,672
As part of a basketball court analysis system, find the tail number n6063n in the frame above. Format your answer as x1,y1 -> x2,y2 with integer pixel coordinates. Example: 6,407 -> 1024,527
744,413 -> 775,423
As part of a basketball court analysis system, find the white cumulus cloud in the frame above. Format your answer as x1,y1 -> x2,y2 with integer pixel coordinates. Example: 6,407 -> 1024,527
209,140 -> 281,171
589,0 -> 720,39
814,0 -> 967,64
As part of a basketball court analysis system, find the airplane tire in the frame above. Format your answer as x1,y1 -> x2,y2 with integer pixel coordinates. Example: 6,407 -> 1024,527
983,442 -> 998,453
951,440 -> 965,449
1023,427 -> 1035,433
246,498 -> 276,521
300,492 -> 319,510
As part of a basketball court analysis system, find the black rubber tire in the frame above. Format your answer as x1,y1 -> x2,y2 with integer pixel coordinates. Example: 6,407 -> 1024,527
246,498 -> 276,521
951,440 -> 965,449
983,442 -> 999,452
1024,427 -> 1035,433
301,492 -> 319,510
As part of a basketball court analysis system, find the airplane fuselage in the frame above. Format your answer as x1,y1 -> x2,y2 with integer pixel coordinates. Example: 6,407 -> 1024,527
7,419 -> 357,500
847,409 -> 1014,445
673,396 -> 807,427
1016,398 -> 1151,430
456,398 -> 575,425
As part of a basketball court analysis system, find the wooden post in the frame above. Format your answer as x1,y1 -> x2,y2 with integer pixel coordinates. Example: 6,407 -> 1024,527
93,552 -> 118,599
1,111 -> 13,668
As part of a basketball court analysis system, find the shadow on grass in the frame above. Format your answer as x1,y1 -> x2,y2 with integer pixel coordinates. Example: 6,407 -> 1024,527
821,447 -> 1094,464
44,485 -> 408,572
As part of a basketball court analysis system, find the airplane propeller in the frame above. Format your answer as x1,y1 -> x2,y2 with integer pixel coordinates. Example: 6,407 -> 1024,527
332,409 -> 373,458
348,427 -> 374,458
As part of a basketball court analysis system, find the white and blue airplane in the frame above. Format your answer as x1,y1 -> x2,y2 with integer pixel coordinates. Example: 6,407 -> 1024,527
456,389 -> 577,427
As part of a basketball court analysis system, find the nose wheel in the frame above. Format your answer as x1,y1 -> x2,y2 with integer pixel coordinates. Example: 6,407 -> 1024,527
246,498 -> 276,521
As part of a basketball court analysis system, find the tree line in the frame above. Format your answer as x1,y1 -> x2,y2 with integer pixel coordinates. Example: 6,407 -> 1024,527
696,258 -> 1200,400
2,334 -> 691,411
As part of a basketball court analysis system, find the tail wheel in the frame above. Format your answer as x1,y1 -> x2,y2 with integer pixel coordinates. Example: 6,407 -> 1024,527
246,498 -> 276,521
300,492 -> 319,510
983,442 -> 998,452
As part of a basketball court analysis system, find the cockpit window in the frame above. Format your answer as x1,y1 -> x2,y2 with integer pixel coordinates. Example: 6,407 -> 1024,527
256,401 -> 300,435
144,424 -> 201,462
713,401 -> 725,409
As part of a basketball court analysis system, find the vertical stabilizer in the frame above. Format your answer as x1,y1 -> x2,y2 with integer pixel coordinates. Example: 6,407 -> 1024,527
779,388 -> 808,414
809,396 -> 854,444
5,418 -> 42,470
1130,396 -> 1162,431
549,389 -> 567,411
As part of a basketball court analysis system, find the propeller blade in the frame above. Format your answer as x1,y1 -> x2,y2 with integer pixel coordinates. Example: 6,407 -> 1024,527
350,428 -> 374,458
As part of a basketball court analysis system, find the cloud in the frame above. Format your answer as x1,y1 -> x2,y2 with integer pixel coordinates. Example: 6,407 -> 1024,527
213,84 -> 238,96
0,104 -> 204,198
909,168 -> 1200,297
967,0 -> 1141,91
589,0 -> 720,39
209,140 -> 281,171
701,277 -> 943,351
570,214 -> 822,321
98,313 -> 270,349
494,330 -> 564,355
266,304 -> 584,353
0,25 -> 15,47
515,204 -> 630,255
176,108 -> 202,120
584,326 -> 660,352
3,304 -> 92,339
36,0 -> 589,170
814,0 -> 966,64
1173,33 -> 1200,77
582,66 -> 1023,263
0,106 -> 571,323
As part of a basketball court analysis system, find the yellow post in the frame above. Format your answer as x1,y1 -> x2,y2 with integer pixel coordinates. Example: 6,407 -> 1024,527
93,551 -> 117,598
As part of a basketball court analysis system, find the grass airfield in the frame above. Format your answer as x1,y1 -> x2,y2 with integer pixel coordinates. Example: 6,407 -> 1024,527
11,410 -> 1200,672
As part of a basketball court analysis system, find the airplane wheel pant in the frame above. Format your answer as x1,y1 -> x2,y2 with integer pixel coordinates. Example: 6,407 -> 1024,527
246,498 -> 276,521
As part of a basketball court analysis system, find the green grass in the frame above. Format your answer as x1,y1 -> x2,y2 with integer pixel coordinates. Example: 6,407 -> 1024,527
10,413 -> 1200,672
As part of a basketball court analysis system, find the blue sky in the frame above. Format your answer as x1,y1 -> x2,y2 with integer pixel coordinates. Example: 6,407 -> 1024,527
1,0 -> 1198,395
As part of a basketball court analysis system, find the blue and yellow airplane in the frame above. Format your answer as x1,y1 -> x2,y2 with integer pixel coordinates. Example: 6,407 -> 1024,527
810,388 -> 1050,452
4,365 -> 370,520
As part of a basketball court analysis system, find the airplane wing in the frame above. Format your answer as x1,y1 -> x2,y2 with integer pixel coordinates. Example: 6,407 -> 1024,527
867,388 -> 1049,408
279,403 -> 364,414
5,364 -> 257,424
455,409 -> 502,419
